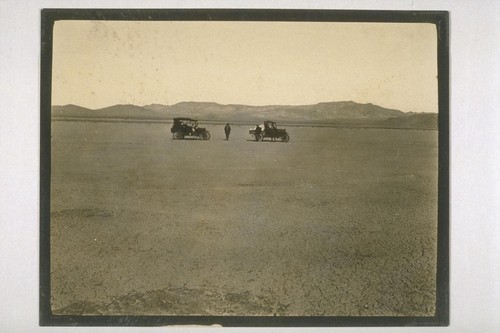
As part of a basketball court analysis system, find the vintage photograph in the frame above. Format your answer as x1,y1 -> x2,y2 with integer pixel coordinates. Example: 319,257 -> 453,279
41,10 -> 448,326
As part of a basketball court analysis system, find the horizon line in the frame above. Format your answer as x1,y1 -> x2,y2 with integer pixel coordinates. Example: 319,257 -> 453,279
51,101 -> 437,114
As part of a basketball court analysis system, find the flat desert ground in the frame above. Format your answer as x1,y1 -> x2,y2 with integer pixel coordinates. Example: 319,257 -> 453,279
50,121 -> 438,316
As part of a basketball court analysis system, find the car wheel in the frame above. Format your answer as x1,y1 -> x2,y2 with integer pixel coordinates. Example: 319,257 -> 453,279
281,134 -> 290,142
201,132 -> 211,140
255,134 -> 263,142
174,131 -> 184,140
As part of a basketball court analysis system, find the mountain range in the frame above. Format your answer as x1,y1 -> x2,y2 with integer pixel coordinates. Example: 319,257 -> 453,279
52,101 -> 437,129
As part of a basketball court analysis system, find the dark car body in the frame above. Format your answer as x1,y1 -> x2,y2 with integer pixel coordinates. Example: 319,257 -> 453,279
249,120 -> 290,142
171,118 -> 211,140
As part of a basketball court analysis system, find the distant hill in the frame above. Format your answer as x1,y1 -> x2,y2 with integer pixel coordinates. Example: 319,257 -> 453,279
141,103 -> 168,112
94,104 -> 166,119
377,112 -> 438,129
52,101 -> 437,129
153,101 -> 407,123
52,104 -> 93,117
52,104 -> 166,120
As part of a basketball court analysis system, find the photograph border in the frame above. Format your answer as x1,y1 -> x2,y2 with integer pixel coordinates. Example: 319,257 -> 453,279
40,8 -> 449,327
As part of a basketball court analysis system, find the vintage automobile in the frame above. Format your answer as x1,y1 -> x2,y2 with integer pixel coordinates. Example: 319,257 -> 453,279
171,118 -> 211,140
249,120 -> 290,142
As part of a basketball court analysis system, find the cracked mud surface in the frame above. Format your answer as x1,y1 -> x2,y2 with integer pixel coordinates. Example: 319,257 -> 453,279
50,122 -> 438,316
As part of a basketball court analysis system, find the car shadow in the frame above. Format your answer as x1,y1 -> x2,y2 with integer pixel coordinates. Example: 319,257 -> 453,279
172,137 -> 203,141
245,139 -> 281,143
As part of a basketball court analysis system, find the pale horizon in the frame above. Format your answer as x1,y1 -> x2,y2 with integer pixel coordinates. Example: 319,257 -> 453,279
52,21 -> 438,113
52,99 -> 437,114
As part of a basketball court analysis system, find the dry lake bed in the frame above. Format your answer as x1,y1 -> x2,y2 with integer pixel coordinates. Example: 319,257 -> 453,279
50,121 -> 438,316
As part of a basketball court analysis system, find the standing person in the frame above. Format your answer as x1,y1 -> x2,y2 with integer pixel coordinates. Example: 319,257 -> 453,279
254,124 -> 262,141
224,123 -> 231,140
271,123 -> 277,142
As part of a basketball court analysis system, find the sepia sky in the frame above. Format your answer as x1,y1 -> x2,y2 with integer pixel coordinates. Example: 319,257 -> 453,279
52,21 -> 438,112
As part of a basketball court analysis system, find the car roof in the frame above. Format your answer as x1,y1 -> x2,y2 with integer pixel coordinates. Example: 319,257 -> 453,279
264,120 -> 276,124
173,117 -> 197,121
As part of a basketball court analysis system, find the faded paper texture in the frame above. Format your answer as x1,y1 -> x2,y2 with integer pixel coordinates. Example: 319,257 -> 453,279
50,20 -> 438,316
